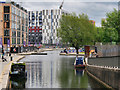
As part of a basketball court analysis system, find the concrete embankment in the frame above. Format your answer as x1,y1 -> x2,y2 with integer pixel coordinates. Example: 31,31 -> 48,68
86,65 -> 119,89
0,55 -> 25,90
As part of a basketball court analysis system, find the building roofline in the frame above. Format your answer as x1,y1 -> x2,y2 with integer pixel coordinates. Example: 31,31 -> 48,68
11,1 -> 27,13
0,1 -> 27,13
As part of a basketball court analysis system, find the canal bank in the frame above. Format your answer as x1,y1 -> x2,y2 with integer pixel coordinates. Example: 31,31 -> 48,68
0,54 -> 25,90
0,48 -> 61,89
87,56 -> 120,89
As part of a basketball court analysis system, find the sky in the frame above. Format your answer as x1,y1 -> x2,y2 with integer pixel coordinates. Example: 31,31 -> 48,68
0,0 -> 119,27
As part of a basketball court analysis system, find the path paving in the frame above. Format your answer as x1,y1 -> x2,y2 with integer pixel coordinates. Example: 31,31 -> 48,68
0,54 -> 25,90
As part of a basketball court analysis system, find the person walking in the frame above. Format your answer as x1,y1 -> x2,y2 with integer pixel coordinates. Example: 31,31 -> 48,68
2,51 -> 7,62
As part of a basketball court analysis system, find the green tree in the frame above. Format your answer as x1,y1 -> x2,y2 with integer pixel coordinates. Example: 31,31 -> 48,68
57,13 -> 97,54
101,9 -> 120,42
96,27 -> 104,42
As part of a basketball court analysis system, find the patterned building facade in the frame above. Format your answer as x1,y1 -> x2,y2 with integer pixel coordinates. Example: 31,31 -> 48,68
28,9 -> 68,45
0,1 -> 28,53
28,11 -> 42,45
42,9 -> 62,45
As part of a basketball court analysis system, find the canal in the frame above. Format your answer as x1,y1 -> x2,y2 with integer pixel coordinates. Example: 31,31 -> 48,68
9,50 -> 107,89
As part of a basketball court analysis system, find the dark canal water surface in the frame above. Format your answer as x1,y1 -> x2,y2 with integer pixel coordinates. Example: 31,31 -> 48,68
9,50 -> 107,89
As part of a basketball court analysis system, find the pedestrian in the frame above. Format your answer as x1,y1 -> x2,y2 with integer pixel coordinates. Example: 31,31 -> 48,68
2,53 -> 7,62
64,48 -> 68,54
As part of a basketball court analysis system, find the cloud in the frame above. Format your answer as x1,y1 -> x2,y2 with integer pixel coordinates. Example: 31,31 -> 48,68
1,0 -> 118,27
62,2 -> 118,26
22,2 -> 61,11
22,2 -> 118,27
2,0 -> 119,2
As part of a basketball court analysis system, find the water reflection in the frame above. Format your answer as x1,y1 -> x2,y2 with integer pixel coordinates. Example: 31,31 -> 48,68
57,60 -> 89,88
9,50 -> 107,89
75,68 -> 85,76
26,62 -> 43,88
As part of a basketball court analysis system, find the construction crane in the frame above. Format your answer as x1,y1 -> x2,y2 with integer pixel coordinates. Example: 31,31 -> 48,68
59,0 -> 64,9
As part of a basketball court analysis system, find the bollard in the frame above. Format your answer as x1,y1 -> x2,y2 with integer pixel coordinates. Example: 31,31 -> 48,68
11,56 -> 12,61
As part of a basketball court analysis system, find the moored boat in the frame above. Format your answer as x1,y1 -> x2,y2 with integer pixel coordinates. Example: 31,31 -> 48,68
74,56 -> 86,68
9,62 -> 27,77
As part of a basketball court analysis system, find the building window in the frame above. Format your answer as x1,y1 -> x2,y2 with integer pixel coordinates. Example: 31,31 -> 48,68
12,6 -> 15,14
12,30 -> 16,37
12,38 -> 16,44
4,14 -> 9,21
32,27 -> 34,29
22,26 -> 24,31
4,38 -> 9,44
4,30 -> 9,36
48,15 -> 51,19
4,22 -> 10,28
12,22 -> 15,29
43,10 -> 45,15
44,36 -> 46,40
54,15 -> 56,18
18,10 -> 20,16
47,33 -> 49,36
32,23 -> 34,26
17,38 -> 20,44
17,31 -> 20,37
4,6 -> 10,13
22,32 -> 24,38
54,29 -> 55,33
58,10 -> 60,15
46,10 -> 48,15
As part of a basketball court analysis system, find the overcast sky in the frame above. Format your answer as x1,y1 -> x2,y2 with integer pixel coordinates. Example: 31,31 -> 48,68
1,0 -> 120,26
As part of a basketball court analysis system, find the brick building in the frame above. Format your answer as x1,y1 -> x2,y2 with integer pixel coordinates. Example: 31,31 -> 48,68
0,1 -> 28,53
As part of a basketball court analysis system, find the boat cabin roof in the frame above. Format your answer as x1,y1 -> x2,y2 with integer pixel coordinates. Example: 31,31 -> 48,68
12,62 -> 25,66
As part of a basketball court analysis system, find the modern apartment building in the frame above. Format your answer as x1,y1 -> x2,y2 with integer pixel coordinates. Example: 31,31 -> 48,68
42,9 -> 62,45
28,11 -> 42,46
28,9 -> 64,45
0,1 -> 28,53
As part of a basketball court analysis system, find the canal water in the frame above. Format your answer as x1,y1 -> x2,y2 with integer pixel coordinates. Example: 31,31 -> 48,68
9,50 -> 107,89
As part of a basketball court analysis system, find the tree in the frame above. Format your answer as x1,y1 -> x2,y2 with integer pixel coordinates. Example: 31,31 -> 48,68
101,9 -> 120,42
57,13 -> 97,54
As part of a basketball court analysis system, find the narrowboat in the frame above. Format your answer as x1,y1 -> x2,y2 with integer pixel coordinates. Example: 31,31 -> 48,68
74,56 -> 86,68
9,62 -> 27,77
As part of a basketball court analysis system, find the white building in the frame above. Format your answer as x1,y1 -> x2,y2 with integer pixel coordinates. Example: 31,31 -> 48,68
28,9 -> 68,45
42,9 -> 62,45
